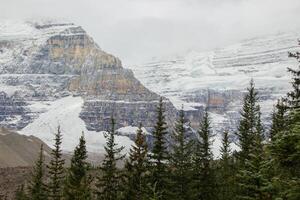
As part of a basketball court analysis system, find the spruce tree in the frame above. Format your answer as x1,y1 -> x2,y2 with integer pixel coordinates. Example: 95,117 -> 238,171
47,126 -> 65,200
219,131 -> 236,200
150,97 -> 170,200
286,50 -> 300,109
28,144 -> 48,200
269,47 -> 300,199
192,110 -> 216,200
270,99 -> 287,141
95,117 -> 125,200
15,185 -> 28,200
64,134 -> 92,200
236,79 -> 261,166
169,108 -> 193,200
263,99 -> 289,199
147,183 -> 162,200
236,113 -> 269,200
235,80 -> 271,200
124,123 -> 149,200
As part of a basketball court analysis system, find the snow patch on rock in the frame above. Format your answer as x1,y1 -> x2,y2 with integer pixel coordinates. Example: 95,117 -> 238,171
19,96 -> 133,153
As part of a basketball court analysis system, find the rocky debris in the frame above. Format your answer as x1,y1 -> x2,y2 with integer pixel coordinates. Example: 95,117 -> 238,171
0,128 -> 52,167
0,167 -> 31,200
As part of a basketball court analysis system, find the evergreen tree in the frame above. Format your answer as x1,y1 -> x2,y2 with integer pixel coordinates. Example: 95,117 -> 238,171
124,123 -> 149,200
95,117 -> 125,200
64,134 -> 92,200
169,108 -> 193,200
264,99 -> 289,199
28,144 -> 48,200
150,97 -> 170,200
236,115 -> 269,200
147,183 -> 162,200
236,79 -> 261,166
269,47 -> 300,199
270,99 -> 287,141
47,126 -> 65,200
235,80 -> 271,200
286,50 -> 300,109
219,131 -> 236,200
15,184 -> 28,200
192,110 -> 216,200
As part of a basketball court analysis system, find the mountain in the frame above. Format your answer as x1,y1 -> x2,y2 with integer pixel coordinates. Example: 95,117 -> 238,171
2,20 -> 298,157
128,31 -> 300,135
0,20 -> 180,153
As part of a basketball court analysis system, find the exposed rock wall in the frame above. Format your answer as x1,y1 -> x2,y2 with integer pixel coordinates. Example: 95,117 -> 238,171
0,21 -> 184,135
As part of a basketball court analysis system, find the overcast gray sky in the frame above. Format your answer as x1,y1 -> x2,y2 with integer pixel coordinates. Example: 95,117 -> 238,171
1,0 -> 300,65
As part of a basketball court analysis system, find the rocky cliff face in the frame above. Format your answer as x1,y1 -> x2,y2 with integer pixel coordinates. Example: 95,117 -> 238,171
129,31 -> 300,133
0,20 -> 180,151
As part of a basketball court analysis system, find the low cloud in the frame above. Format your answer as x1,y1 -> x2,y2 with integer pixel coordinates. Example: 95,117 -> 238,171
1,0 -> 300,65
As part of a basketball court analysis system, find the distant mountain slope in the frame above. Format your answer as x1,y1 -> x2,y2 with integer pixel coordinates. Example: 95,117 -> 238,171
0,128 -> 51,167
0,20 -> 181,152
129,31 -> 300,133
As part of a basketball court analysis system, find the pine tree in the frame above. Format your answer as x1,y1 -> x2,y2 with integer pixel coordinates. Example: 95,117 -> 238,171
269,46 -> 300,199
147,183 -> 162,200
192,110 -> 216,200
124,123 -> 149,200
169,108 -> 193,200
149,97 -> 170,200
64,134 -> 92,200
15,184 -> 28,200
219,131 -> 236,200
236,114 -> 269,200
270,99 -> 287,141
236,79 -> 261,166
286,49 -> 300,109
264,99 -> 289,199
235,80 -> 271,200
95,117 -> 125,200
47,126 -> 65,200
28,144 -> 48,200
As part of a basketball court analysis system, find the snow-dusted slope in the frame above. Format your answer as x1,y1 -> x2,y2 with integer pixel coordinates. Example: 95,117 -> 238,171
129,31 -> 300,132
0,20 -> 175,153
20,96 -> 133,153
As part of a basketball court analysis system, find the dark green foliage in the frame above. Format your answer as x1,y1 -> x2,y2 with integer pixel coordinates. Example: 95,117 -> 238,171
149,97 -> 170,199
28,144 -> 48,200
15,185 -> 28,200
95,117 -> 125,200
169,108 -> 193,200
236,126 -> 269,200
218,131 -> 236,200
269,48 -> 300,199
270,99 -> 288,141
124,123 -> 149,200
236,79 -> 261,166
148,183 -> 162,200
286,50 -> 300,109
47,126 -> 65,200
192,110 -> 217,200
235,80 -> 271,200
64,134 -> 92,200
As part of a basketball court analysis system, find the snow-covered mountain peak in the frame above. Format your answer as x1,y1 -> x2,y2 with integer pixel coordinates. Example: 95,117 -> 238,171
0,20 -> 178,153
128,31 -> 300,135
0,19 -> 80,41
